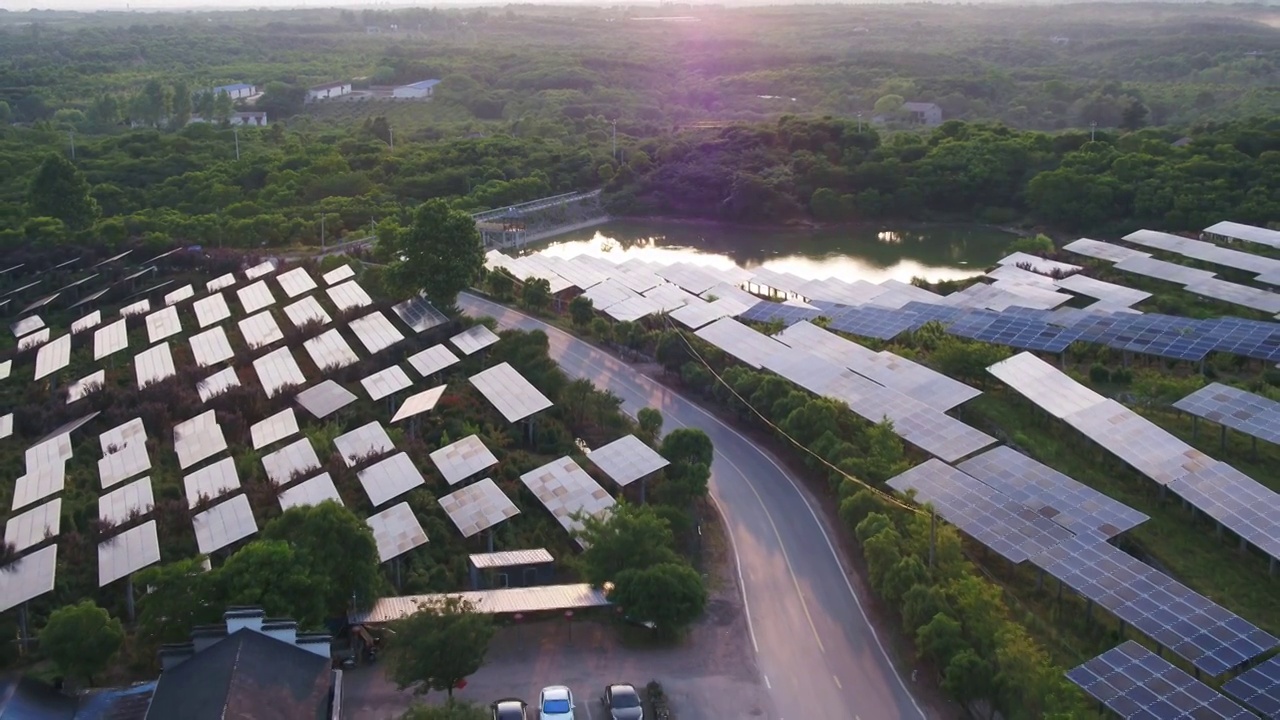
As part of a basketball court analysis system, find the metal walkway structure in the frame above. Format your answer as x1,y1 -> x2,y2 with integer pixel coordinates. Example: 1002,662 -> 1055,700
472,190 -> 606,249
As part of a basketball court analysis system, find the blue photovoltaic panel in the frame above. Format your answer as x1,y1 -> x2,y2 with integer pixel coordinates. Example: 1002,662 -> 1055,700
737,302 -> 822,327
1223,654 -> 1280,718
825,306 -> 918,340
1068,641 -> 1256,719
966,316 -> 1085,354
1033,537 -> 1277,676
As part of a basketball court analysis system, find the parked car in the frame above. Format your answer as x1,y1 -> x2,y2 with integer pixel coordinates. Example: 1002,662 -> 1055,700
491,698 -> 529,720
602,683 -> 644,720
538,685 -> 575,720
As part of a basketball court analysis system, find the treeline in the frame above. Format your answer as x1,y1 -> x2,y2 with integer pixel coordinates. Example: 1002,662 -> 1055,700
606,115 -> 1280,234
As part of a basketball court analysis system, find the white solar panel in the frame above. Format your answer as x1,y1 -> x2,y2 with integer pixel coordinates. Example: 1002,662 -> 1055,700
0,545 -> 57,613
1054,274 -> 1152,307
366,502 -> 428,562
118,299 -> 150,317
206,273 -> 235,293
244,260 -> 276,280
361,365 -> 412,400
643,282 -> 698,312
1114,255 -> 1217,285
334,422 -> 396,468
295,380 -> 357,418
189,325 -> 234,368
250,408 -> 299,450
183,457 -> 240,508
4,498 -> 60,553
134,342 -> 176,388
94,318 -> 129,361
70,310 -> 101,334
322,265 -> 355,285
327,281 -> 372,312
997,252 -> 1082,276
67,369 -> 105,404
278,472 -> 343,512
192,494 -> 258,554
0,413 -> 11,440
97,519 -> 160,587
237,310 -> 284,349
1184,278 -> 1280,314
12,464 -> 65,511
0,360 -> 10,381
520,457 -> 616,546
192,293 -> 231,328
408,344 -> 460,377
164,284 -> 194,306
987,352 -> 1108,419
283,295 -> 331,329
253,347 -> 306,398
1063,238 -> 1151,263
469,362 -> 554,423
439,478 -> 520,538
17,327 -> 50,351
303,329 -> 360,370
392,385 -> 447,423
236,280 -> 277,314
430,434 -> 498,485
99,476 -> 154,526
603,294 -> 665,322
450,325 -> 500,355
197,366 -> 241,402
173,410 -> 227,470
98,438 -> 151,489
349,312 -> 405,355
33,333 -> 71,381
12,315 -> 44,337
262,437 -> 321,486
275,267 -> 317,298
587,435 -> 670,487
695,317 -> 787,369
100,417 -> 145,455
357,452 -> 427,507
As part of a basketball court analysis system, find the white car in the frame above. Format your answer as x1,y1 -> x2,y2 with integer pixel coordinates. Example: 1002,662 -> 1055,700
538,685 -> 575,720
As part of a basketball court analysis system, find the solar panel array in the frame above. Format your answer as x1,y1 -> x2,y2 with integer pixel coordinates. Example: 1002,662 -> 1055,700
1223,654 -> 1280,717
520,457 -> 616,546
182,457 -> 240,508
586,435 -> 670,487
334,422 -> 395,467
366,502 -> 428,562
438,478 -> 521,538
296,380 -> 358,419
361,365 -> 413,400
450,324 -> 500,355
192,494 -> 258,554
469,362 -> 553,422
694,317 -> 788,368
408,344 -> 460,377
0,545 -> 57,613
358,453 -> 427,508
349,311 -> 405,354
392,296 -> 449,333
278,473 -> 343,512
1175,382 -> 1280,445
1067,641 -> 1256,719
430,434 -> 499,485
261,437 -> 321,486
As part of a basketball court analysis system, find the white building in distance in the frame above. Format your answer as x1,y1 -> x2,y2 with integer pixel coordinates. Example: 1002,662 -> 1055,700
392,79 -> 441,99
307,81 -> 352,102
213,83 -> 256,100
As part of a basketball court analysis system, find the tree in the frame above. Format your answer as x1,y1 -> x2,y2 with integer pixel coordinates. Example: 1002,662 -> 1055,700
486,268 -> 515,300
27,154 -> 99,231
659,428 -> 712,468
39,601 -> 124,685
520,277 -> 551,312
610,562 -> 707,636
212,90 -> 234,124
138,79 -> 171,127
589,316 -> 612,341
1120,97 -> 1149,131
655,331 -> 692,372
171,81 -> 192,127
0,101 -> 10,125
574,502 -> 681,585
1005,233 -> 1054,255
873,94 -> 905,116
134,557 -> 222,646
86,95 -> 120,131
569,294 -> 595,327
942,649 -> 998,714
384,596 -> 495,699
193,90 -> 215,119
218,540 -> 328,626
636,407 -> 663,446
384,198 -> 484,308
261,501 -> 385,617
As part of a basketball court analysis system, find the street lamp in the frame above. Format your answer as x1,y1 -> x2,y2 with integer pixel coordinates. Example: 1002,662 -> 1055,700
1090,121 -> 1097,142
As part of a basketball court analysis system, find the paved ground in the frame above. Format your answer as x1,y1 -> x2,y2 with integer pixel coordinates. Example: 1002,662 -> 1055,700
455,294 -> 933,720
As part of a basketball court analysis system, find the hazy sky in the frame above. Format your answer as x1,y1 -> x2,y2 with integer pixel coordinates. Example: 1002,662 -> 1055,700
2,0 -> 512,9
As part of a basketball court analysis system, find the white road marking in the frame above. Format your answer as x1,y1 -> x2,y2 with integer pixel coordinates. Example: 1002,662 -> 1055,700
764,675 -> 771,689
833,675 -> 842,689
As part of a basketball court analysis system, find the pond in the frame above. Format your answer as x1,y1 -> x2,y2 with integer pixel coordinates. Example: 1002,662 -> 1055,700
530,219 -> 1016,284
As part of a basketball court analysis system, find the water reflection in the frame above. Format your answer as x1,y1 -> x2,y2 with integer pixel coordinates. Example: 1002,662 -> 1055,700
531,220 -> 1013,283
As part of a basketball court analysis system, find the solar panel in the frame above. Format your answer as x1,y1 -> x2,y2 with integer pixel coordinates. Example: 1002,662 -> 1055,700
11,464 -> 65,512
439,477 -> 520,538
134,342 -> 176,388
93,250 -> 132,268
33,333 -> 71,381
997,252 -> 1082,276
261,437 -> 321,486
17,327 -> 50,351
182,457 -> 240,508
0,413 -> 11,440
361,365 -> 412,400
957,446 -> 1148,538
1169,461 -> 1280,562
357,452 -> 427,507
738,302 -> 824,328
1124,229 -> 1280,276
366,502 -> 428,562
118,299 -> 150,317
469,362 -> 554,422
98,432 -> 150,491
392,296 -> 449,333
303,329 -> 360,370
520,457 -> 616,546
283,296 -> 331,329
21,292 -> 60,315
4,498 -> 60,553
275,267 -> 317,298
327,281 -> 372,312
0,545 -> 58,613
244,260 -> 276,280
582,278 -> 639,310
429,434 -> 498,485
0,359 -> 9,381
1063,399 -> 1213,486
322,265 -> 355,285
70,310 -> 102,335
586,435 -> 670,487
97,519 -> 160,588
295,380 -> 357,418
695,317 -> 789,368
3,279 -> 43,300
192,293 -> 231,328
189,326 -> 234,368
1185,278 -> 1280,314
278,472 -> 343,512
249,408 -> 299,450
603,294 -> 665,322
173,410 -> 227,470
450,324 -> 500,355
406,346 -> 460,381
1068,641 -> 1256,719
252,347 -> 306,398
206,273 -> 235,293
1223,654 -> 1280,717
100,417 -> 145,455
12,315 -> 44,337
1035,538 -> 1277,676
94,318 -> 129,360
99,476 -> 154,526
349,311 -> 405,355
192,494 -> 258,554
987,352 -> 1107,419
825,306 -> 918,340
334,422 -> 395,468
1114,255 -> 1217,285
164,284 -> 194,306
1053,274 -> 1151,307
67,369 -> 105,404
1175,382 -> 1280,445
392,385 -> 447,423
237,310 -> 284,350
236,280 -> 277,314
1062,238 -> 1152,263
197,366 -> 241,402
849,351 -> 981,412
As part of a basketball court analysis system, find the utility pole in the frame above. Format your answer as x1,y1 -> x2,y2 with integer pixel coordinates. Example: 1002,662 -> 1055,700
611,119 -> 617,161
1090,121 -> 1097,142
233,126 -> 240,160
320,214 -> 326,250
69,130 -> 75,160
388,125 -> 393,150
856,113 -> 863,132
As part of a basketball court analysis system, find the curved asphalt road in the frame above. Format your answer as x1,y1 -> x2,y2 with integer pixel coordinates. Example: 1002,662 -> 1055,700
459,293 -> 926,720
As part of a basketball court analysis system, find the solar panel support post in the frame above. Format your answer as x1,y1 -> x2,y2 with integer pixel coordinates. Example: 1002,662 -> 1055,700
1221,424 -> 1227,452
928,510 -> 936,569
17,602 -> 29,655
486,529 -> 494,554
126,577 -> 136,623
1085,598 -> 1093,626
1191,415 -> 1198,441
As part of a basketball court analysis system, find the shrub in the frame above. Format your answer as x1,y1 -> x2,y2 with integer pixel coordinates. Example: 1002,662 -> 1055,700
1088,364 -> 1110,383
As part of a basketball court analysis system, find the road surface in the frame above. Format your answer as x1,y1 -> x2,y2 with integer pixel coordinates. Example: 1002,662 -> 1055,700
459,293 -> 927,720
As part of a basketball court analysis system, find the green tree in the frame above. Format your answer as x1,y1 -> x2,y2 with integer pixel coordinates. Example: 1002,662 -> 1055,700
218,540 -> 328,627
0,101 -> 10,125
610,562 -> 707,636
574,502 -> 681,585
139,79 -> 171,127
212,90 -> 234,124
385,199 -> 484,308
1005,233 -> 1054,255
916,612 -> 967,667
931,337 -> 1011,386
171,81 -> 192,127
873,94 -> 905,115
569,294 -> 595,327
384,596 -> 495,699
486,268 -> 515,300
637,407 -> 663,445
39,601 -> 125,685
589,316 -> 612,341
659,428 -> 713,468
655,331 -> 692,372
942,649 -> 997,712
1120,97 -> 1149,131
134,557 -> 222,646
27,154 -> 99,231
86,95 -> 120,131
261,501 -> 385,617
520,277 -> 551,312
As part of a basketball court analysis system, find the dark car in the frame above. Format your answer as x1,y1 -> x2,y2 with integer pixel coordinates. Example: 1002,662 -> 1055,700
602,683 -> 644,720
491,698 -> 529,720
